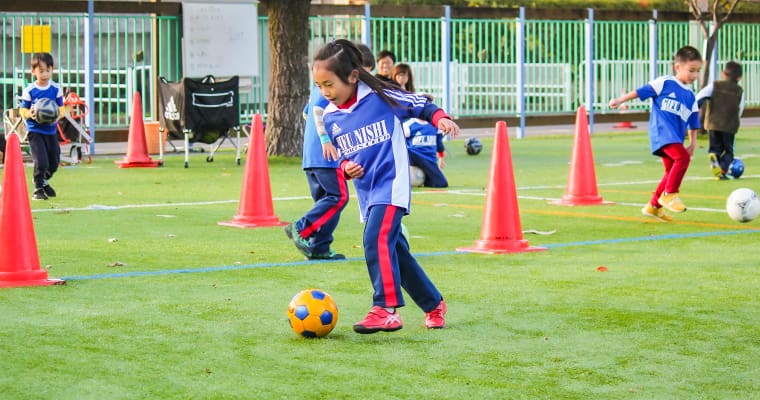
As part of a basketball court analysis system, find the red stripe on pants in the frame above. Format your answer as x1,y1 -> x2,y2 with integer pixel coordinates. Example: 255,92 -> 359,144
377,206 -> 399,305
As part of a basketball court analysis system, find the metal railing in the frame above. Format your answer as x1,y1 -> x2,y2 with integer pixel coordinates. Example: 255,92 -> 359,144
2,9 -> 759,135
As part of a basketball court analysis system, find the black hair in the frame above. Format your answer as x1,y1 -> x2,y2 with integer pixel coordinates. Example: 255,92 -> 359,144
377,49 -> 396,63
313,39 -> 398,107
723,60 -> 743,82
674,45 -> 702,64
31,52 -> 55,70
355,43 -> 376,71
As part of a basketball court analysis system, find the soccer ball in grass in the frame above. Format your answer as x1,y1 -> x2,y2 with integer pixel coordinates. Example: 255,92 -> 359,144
728,158 -> 744,179
32,98 -> 60,124
410,165 -> 425,187
465,137 -> 482,155
725,188 -> 760,223
287,289 -> 338,338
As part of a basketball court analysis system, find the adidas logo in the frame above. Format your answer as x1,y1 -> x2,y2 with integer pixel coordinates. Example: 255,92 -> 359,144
164,97 -> 180,120
331,123 -> 342,135
668,92 -> 676,98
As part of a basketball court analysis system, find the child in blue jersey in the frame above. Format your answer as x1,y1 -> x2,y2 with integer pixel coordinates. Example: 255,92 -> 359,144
609,45 -> 702,222
285,43 -> 376,260
20,52 -> 65,200
403,118 -> 448,188
393,63 -> 449,187
312,39 -> 460,334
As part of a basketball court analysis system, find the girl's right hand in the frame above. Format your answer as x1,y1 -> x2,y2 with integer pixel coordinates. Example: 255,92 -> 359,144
342,161 -> 364,179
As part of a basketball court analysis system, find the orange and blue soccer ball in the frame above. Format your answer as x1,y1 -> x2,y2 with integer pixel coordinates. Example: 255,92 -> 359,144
287,289 -> 338,338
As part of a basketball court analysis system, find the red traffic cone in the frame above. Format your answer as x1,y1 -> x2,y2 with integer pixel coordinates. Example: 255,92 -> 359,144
613,90 -> 636,129
218,114 -> 287,228
613,120 -> 636,129
0,133 -> 64,288
457,121 -> 546,254
551,106 -> 614,206
115,92 -> 161,168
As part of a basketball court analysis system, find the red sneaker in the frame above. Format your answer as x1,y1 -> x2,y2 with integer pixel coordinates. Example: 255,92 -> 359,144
425,300 -> 447,329
353,306 -> 403,334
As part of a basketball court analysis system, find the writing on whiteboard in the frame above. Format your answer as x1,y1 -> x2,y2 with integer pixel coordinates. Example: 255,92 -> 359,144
182,2 -> 259,78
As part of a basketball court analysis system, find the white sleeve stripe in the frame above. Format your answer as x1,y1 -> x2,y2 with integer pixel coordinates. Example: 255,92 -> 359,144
648,76 -> 668,94
384,89 -> 427,107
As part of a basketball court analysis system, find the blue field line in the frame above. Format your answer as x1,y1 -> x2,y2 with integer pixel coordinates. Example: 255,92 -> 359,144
541,229 -> 760,248
59,229 -> 760,282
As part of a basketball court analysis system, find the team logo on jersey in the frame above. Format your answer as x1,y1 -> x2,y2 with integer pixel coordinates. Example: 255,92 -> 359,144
411,135 -> 436,147
661,97 -> 692,121
164,97 -> 180,120
334,119 -> 391,156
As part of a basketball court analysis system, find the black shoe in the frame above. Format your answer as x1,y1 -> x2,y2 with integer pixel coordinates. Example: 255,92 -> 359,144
32,188 -> 48,200
308,250 -> 346,260
43,184 -> 56,197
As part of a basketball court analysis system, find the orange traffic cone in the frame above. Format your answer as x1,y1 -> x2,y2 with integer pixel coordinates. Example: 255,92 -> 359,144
0,133 -> 64,288
218,114 -> 287,228
115,92 -> 161,168
457,121 -> 546,254
551,107 -> 614,206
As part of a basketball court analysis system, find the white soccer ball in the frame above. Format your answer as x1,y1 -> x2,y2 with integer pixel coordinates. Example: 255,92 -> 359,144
410,165 -> 425,187
726,188 -> 760,223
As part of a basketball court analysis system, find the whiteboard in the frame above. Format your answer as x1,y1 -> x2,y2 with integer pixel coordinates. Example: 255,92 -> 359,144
182,1 -> 259,78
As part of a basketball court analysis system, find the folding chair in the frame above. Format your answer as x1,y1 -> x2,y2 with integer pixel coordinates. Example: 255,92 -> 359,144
157,75 -> 246,168
2,108 -> 30,159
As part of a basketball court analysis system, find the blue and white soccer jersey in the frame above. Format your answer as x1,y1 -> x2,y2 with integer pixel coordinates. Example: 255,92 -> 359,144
322,82 -> 440,218
403,118 -> 440,163
636,76 -> 700,154
21,81 -> 64,135
403,118 -> 448,188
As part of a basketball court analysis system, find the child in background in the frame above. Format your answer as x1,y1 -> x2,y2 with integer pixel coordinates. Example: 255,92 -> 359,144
284,43 -> 376,260
312,39 -> 459,334
19,52 -> 65,200
696,61 -> 744,180
391,63 -> 415,92
393,63 -> 449,187
609,45 -> 702,222
403,118 -> 448,188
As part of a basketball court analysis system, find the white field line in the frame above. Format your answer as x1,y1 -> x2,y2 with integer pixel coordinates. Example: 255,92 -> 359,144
32,175 -> 760,215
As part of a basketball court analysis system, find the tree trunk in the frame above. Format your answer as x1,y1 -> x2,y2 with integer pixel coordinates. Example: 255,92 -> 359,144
262,0 -> 310,156
701,31 -> 718,88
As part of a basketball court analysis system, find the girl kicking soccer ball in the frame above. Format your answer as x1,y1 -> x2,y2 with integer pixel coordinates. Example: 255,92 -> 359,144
310,40 -> 459,333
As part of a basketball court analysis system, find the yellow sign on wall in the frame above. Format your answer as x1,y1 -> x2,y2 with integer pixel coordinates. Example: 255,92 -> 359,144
21,25 -> 51,53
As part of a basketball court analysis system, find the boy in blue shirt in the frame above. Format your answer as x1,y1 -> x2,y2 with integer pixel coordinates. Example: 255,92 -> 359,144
20,52 -> 65,200
609,45 -> 702,222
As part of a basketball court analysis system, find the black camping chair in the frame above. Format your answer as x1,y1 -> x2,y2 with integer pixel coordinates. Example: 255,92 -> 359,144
157,75 -> 246,168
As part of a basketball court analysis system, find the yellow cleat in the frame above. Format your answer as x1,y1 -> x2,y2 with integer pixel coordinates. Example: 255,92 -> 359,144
642,204 -> 673,222
658,192 -> 686,213
709,153 -> 723,178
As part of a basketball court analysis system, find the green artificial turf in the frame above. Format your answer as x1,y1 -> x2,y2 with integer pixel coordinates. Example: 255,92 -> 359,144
1,128 -> 758,399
